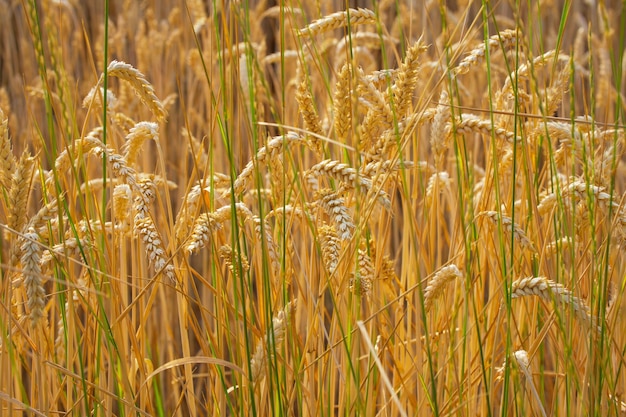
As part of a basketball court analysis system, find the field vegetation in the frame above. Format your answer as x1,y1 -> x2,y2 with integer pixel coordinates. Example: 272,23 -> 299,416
1,0 -> 625,415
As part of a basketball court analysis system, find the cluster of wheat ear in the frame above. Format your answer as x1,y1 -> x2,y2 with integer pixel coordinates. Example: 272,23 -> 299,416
0,1 -> 625,416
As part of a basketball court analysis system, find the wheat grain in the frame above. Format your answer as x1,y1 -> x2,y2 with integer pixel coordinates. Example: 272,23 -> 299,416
250,300 -> 297,384
123,121 -> 159,167
423,264 -> 462,312
82,86 -> 118,111
334,63 -> 354,142
135,216 -> 175,283
219,245 -> 250,278
114,184 -> 133,233
426,171 -> 451,201
20,228 -> 45,327
390,40 -> 427,117
307,159 -> 391,209
231,132 -> 306,196
451,114 -> 519,144
480,211 -> 536,252
514,350 -> 548,417
105,60 -> 167,121
319,224 -> 340,274
430,90 -> 451,168
350,248 -> 374,295
40,237 -> 91,272
186,212 -> 223,254
8,151 -> 35,235
316,188 -> 354,240
454,29 -> 518,75
296,77 -> 324,154
0,107 -> 16,188
298,8 -> 376,38
511,276 -> 599,332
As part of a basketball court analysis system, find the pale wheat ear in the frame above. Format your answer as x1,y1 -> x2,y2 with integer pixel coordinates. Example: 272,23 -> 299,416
122,121 -> 159,167
0,107 -> 16,189
298,8 -> 377,38
20,227 -> 45,327
250,300 -> 297,385
104,60 -> 167,122
8,151 -> 35,237
511,276 -> 600,333
296,72 -> 324,155
389,40 -> 428,118
333,63 -> 354,143
454,29 -> 518,76
423,264 -> 462,313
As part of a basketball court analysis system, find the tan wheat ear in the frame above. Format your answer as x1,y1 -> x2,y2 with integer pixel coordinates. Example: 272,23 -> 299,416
316,188 -> 354,240
0,107 -> 16,188
454,29 -> 518,76
123,121 -> 159,167
296,74 -> 324,155
298,8 -> 376,38
250,300 -> 297,385
307,159 -> 391,209
105,60 -> 167,121
333,63 -> 354,143
20,228 -> 45,327
423,264 -> 463,312
511,276 -> 600,333
319,224 -> 340,274
390,40 -> 428,118
430,89 -> 451,168
8,151 -> 35,236
479,211 -> 536,252
514,350 -> 548,417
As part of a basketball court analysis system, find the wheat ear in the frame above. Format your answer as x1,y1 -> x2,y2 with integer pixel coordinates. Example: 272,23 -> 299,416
390,40 -> 427,117
480,211 -> 536,252
296,75 -> 324,154
8,151 -> 35,235
105,60 -> 167,121
307,159 -> 391,209
423,264 -> 463,312
511,276 -> 600,333
231,132 -> 306,196
452,114 -> 519,144
334,63 -> 354,142
250,300 -> 297,384
316,188 -> 355,240
319,224 -> 340,274
0,107 -> 16,188
20,228 -> 45,327
454,29 -> 518,76
514,350 -> 548,417
123,121 -> 159,167
298,8 -> 376,38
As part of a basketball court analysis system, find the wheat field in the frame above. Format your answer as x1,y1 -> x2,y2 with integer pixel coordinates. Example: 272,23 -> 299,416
1,0 -> 626,415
